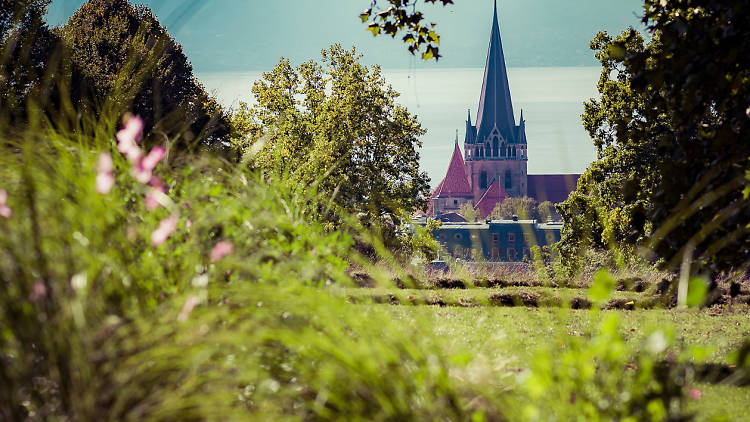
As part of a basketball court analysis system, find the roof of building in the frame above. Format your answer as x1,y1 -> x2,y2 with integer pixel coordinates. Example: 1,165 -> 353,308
475,0 -> 516,143
473,179 -> 510,218
432,142 -> 473,199
527,174 -> 581,204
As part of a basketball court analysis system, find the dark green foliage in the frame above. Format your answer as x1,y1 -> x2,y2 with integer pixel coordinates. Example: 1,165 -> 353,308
359,0 -> 454,60
559,1 -> 750,275
631,1 -> 750,273
59,0 -> 229,150
0,0 -> 65,127
237,45 -> 431,232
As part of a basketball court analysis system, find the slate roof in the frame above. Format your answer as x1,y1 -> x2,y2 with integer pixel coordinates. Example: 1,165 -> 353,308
431,142 -> 473,199
475,0 -> 516,143
474,179 -> 510,218
527,174 -> 581,204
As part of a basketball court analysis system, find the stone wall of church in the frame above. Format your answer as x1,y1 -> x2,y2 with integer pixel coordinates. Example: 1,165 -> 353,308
465,159 -> 527,199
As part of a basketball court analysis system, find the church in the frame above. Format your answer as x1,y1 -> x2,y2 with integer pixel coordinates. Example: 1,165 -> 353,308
429,2 -> 580,219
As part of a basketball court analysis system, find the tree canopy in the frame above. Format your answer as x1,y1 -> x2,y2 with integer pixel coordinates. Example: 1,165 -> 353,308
234,45 -> 430,228
558,0 -> 750,275
59,0 -> 228,150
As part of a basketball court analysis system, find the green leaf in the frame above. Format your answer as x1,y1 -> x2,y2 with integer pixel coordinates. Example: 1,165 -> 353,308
359,12 -> 370,23
367,24 -> 381,36
421,47 -> 434,60
686,277 -> 708,307
588,269 -> 615,302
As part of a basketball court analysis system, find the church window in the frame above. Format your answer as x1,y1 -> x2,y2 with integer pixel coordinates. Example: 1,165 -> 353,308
512,147 -> 516,157
500,143 -> 505,157
480,172 -> 488,189
505,170 -> 512,190
475,147 -> 479,158
492,138 -> 499,157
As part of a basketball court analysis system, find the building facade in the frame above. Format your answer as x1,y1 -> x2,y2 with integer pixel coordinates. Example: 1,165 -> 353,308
429,1 -> 580,218
430,219 -> 562,262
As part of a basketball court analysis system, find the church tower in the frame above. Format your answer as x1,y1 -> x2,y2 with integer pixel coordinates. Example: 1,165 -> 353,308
464,0 -> 528,204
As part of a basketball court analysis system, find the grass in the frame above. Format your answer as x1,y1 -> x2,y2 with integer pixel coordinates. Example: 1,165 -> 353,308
338,282 -> 750,421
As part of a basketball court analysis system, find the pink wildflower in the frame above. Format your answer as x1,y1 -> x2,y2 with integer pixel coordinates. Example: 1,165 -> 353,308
151,214 -> 178,246
95,153 -> 115,194
29,281 -> 46,302
131,146 -> 166,184
177,294 -> 200,322
210,240 -> 234,262
0,189 -> 11,218
116,115 -> 143,145
689,388 -> 703,400
185,218 -> 192,229
145,186 -> 165,211
142,146 -> 165,172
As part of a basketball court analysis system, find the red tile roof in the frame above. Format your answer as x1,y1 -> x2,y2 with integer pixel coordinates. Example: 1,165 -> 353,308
431,143 -> 473,199
474,179 -> 509,218
527,174 -> 580,204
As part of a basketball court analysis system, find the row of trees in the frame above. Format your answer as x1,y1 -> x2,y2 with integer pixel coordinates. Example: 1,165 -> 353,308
458,197 -> 556,223
1,0 -> 432,228
1,0 -> 228,152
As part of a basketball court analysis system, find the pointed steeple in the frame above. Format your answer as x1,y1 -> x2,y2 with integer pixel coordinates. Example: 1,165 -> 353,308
464,109 -> 475,144
475,0 -> 515,143
431,142 -> 473,199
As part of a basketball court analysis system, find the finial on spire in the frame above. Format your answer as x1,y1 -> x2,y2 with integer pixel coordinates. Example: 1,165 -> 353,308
455,129 -> 459,144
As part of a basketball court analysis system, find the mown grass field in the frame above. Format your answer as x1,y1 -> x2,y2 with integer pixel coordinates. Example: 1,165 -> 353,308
338,282 -> 750,421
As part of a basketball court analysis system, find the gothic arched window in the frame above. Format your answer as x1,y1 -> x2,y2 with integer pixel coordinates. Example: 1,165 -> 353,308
475,147 -> 479,158
505,170 -> 512,190
480,171 -> 488,189
492,138 -> 499,157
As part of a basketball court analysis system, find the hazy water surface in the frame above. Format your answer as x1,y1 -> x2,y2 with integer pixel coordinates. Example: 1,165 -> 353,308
199,67 -> 600,185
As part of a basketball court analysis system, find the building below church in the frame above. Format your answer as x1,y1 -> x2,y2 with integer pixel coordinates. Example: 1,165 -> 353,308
428,2 -> 580,219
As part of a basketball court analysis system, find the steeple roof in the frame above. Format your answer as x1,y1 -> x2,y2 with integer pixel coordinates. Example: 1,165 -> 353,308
431,142 -> 473,199
474,179 -> 509,218
475,0 -> 515,143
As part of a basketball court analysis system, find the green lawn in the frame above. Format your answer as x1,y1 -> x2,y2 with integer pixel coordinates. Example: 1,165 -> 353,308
341,286 -> 750,421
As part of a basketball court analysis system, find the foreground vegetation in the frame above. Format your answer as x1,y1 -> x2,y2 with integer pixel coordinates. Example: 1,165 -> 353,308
1,0 -> 749,420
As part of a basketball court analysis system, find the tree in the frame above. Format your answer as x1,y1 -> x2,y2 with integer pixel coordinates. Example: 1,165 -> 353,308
59,0 -> 229,151
537,201 -> 554,222
359,0 -> 454,61
559,0 -> 750,275
458,202 -> 476,222
491,197 -> 538,220
239,45 -> 430,229
556,29 -> 663,274
0,0 -> 63,126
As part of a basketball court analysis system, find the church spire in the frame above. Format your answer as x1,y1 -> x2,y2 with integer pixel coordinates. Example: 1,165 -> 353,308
475,0 -> 515,143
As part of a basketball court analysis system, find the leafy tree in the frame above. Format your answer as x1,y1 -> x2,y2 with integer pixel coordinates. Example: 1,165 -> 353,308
537,201 -> 554,222
458,202 -> 476,222
0,0 -> 64,126
59,0 -> 229,151
556,29 -> 663,274
359,0 -> 454,60
239,45 -> 430,229
491,196 -> 538,220
559,1 -> 750,275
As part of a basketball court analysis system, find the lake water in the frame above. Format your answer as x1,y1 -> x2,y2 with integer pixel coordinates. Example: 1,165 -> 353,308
198,66 -> 601,185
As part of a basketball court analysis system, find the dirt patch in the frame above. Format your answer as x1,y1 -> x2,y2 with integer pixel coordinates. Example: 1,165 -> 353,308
434,279 -> 467,289
570,297 -> 592,309
352,273 -> 376,288
606,299 -> 636,310
488,292 -> 539,307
